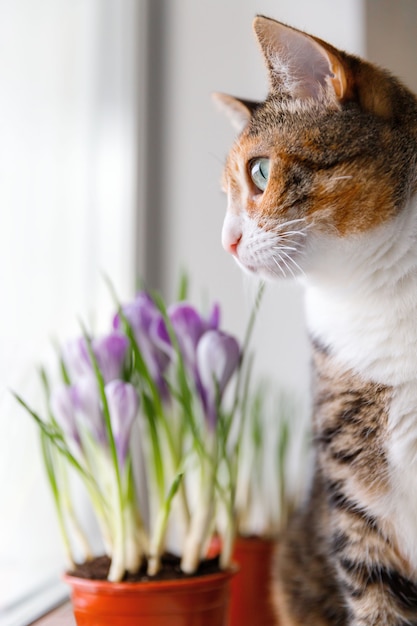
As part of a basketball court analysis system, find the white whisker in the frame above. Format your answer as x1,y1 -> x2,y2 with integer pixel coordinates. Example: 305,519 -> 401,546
274,218 -> 307,229
236,211 -> 310,279
276,252 -> 296,278
274,245 -> 298,252
272,255 -> 286,277
277,239 -> 305,255
278,230 -> 308,238
278,249 -> 305,276
275,237 -> 304,248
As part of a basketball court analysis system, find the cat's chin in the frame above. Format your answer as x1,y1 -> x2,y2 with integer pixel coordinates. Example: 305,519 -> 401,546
234,258 -> 257,275
235,257 -> 292,281
233,255 -> 260,275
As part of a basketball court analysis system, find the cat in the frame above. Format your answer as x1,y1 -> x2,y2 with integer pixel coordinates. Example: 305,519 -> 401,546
215,15 -> 417,626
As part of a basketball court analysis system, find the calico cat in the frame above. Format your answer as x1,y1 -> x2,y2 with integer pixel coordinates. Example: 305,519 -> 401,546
215,16 -> 417,626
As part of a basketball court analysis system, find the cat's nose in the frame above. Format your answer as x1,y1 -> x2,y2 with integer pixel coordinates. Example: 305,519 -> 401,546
223,231 -> 242,256
228,236 -> 241,255
222,215 -> 242,256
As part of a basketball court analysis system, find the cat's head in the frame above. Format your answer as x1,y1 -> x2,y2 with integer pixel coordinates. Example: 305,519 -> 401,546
215,17 -> 417,281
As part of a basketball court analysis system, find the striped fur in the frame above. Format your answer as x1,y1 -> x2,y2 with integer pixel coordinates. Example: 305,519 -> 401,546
217,17 -> 417,625
275,343 -> 409,625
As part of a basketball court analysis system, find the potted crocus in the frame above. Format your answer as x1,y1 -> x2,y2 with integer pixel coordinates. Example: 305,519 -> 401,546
15,285 -> 252,626
228,383 -> 309,626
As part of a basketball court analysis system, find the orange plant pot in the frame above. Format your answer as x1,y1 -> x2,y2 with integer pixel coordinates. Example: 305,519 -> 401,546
63,569 -> 235,626
229,536 -> 278,626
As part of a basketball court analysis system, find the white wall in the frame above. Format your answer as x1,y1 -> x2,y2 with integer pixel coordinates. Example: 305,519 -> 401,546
150,0 -> 365,402
366,0 -> 417,93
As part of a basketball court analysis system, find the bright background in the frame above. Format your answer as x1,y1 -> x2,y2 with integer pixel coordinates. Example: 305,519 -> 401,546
0,0 -> 416,622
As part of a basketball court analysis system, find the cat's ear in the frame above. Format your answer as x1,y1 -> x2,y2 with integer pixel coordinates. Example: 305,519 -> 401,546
212,93 -> 260,132
253,16 -> 349,102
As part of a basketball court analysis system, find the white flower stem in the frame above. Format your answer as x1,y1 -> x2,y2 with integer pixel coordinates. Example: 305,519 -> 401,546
124,502 -> 146,573
219,507 -> 235,569
107,487 -> 126,582
55,505 -> 75,569
66,502 -> 93,561
147,511 -> 166,576
148,471 -> 185,576
180,492 -> 214,573
58,467 -> 94,561
180,450 -> 215,574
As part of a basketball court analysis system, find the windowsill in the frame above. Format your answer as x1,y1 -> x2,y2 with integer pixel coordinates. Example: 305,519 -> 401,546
30,603 -> 74,626
0,578 -> 69,626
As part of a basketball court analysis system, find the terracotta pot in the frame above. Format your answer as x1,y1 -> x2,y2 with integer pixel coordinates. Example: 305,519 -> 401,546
229,536 -> 278,626
63,568 -> 235,626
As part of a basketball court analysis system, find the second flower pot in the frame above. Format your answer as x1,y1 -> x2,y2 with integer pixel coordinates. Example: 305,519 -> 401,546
63,567 -> 235,626
229,536 -> 278,626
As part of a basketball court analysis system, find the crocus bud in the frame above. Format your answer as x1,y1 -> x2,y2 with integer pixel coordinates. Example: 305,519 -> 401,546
105,380 -> 139,467
73,375 -> 107,444
113,292 -> 157,337
196,330 -> 241,428
114,293 -> 170,396
92,333 -> 129,383
62,338 -> 90,381
50,384 -> 82,448
167,303 -> 207,374
63,332 -> 128,384
207,302 -> 221,331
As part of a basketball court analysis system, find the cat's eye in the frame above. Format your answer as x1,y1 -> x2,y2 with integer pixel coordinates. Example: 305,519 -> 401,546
249,157 -> 270,193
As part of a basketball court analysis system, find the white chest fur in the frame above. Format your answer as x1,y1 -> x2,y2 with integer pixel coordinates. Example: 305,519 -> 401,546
304,201 -> 417,387
303,199 -> 417,569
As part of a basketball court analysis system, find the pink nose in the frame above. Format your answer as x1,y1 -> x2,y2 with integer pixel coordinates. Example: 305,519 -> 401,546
222,218 -> 242,256
227,235 -> 241,256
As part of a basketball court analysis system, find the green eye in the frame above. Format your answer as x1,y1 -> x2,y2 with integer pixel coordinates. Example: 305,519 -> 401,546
250,157 -> 270,192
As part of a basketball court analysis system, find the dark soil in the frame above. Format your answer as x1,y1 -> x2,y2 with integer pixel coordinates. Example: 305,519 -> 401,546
68,553 -> 222,582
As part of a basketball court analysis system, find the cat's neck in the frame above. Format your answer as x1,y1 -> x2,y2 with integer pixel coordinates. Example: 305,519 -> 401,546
303,194 -> 417,386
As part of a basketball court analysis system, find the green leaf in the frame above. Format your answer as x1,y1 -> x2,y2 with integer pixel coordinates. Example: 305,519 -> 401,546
13,391 -> 95,487
51,338 -> 71,385
166,471 -> 184,508
176,271 -> 189,301
141,392 -> 165,502
40,430 -> 74,564
228,282 -> 265,437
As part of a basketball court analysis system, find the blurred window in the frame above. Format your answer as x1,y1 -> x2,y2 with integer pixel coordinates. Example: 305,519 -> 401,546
0,1 -> 145,623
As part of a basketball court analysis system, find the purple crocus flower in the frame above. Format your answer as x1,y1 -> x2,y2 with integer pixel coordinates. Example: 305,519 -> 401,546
196,330 -> 241,429
105,380 -> 139,467
62,337 -> 91,381
72,375 -> 107,444
63,332 -> 128,384
113,293 -> 170,396
50,384 -> 82,448
51,378 -> 107,447
113,292 -> 155,335
92,333 -> 129,383
166,303 -> 207,371
207,302 -> 221,331
155,302 -> 222,374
